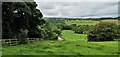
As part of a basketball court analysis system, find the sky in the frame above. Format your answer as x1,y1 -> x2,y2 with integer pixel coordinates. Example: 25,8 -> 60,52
34,0 -> 120,18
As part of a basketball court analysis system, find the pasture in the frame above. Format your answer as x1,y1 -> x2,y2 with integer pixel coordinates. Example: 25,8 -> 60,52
100,19 -> 120,25
65,19 -> 120,25
2,30 -> 118,55
65,20 -> 100,25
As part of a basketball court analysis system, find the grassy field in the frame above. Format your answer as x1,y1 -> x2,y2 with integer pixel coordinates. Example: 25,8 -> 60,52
2,30 -> 118,55
65,19 -> 120,25
65,20 -> 100,25
100,19 -> 120,25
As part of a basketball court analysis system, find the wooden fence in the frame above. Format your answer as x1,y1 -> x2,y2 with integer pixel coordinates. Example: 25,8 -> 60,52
2,38 -> 42,46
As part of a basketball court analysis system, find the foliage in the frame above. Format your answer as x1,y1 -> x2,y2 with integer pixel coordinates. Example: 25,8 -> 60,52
26,2 -> 45,38
88,22 -> 119,41
53,29 -> 62,36
2,2 -> 45,39
115,25 -> 120,40
38,19 -> 64,40
48,32 -> 58,40
17,29 -> 28,44
70,24 -> 94,34
61,25 -> 72,30
36,22 -> 62,40
45,18 -> 65,30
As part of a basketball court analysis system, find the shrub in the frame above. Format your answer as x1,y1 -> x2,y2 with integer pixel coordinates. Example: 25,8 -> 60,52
17,29 -> 28,44
115,25 -> 120,40
74,27 -> 83,34
47,31 -> 58,40
50,32 -> 58,40
88,22 -> 119,41
70,24 -> 77,28
62,25 -> 72,30
71,24 -> 77,30
53,29 -> 62,36
39,23 -> 61,40
57,24 -> 64,30
47,29 -> 61,40
38,27 -> 48,40
73,25 -> 92,34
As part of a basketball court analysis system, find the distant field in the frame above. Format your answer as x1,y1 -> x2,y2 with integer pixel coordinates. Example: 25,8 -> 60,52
2,30 -> 118,55
65,19 -> 119,25
100,19 -> 119,25
65,20 -> 100,25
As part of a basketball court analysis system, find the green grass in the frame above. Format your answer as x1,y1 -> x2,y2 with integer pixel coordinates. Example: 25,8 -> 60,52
2,30 -> 118,55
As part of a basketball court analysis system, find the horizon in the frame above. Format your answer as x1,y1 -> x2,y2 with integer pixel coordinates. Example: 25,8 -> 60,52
42,16 -> 119,18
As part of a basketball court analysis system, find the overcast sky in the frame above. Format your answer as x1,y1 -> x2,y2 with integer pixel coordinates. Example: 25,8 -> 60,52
34,0 -> 119,18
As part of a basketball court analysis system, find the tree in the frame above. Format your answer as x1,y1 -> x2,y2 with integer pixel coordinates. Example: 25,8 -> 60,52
2,2 -> 16,38
25,2 -> 45,38
2,1 -> 45,39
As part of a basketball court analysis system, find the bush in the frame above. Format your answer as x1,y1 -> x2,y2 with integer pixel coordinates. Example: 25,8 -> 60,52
72,25 -> 93,34
74,27 -> 83,34
53,29 -> 62,36
17,29 -> 28,44
50,32 -> 58,40
57,24 -> 64,30
70,24 -> 77,28
48,29 -> 62,40
62,25 -> 72,30
88,22 -> 119,41
39,23 -> 61,40
38,27 -> 48,40
47,31 -> 58,40
115,25 -> 120,40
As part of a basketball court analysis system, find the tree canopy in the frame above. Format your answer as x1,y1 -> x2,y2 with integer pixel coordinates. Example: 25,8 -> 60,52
2,2 -> 45,39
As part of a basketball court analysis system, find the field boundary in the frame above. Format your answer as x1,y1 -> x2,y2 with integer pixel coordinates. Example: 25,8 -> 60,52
2,38 -> 42,46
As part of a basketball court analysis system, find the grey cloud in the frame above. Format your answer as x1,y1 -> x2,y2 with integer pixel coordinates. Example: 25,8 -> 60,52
36,2 -> 118,18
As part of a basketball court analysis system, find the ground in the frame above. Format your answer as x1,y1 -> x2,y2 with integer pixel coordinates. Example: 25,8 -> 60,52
2,30 -> 118,55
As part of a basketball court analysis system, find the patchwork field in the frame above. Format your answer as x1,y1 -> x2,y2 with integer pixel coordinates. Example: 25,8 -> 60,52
2,30 -> 118,55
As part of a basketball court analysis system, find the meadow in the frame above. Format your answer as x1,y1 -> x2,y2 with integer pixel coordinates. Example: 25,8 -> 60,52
2,30 -> 118,55
65,19 -> 120,25
65,20 -> 100,25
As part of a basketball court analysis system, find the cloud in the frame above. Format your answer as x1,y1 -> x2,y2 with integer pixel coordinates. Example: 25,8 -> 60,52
35,1 -> 118,18
34,0 -> 119,2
